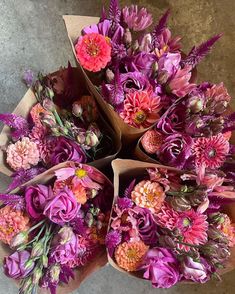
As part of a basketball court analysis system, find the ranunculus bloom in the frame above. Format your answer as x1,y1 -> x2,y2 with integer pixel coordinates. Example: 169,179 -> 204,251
181,256 -> 211,283
4,250 -> 34,279
75,33 -> 111,72
140,248 -> 180,288
6,137 -> 40,171
49,137 -> 86,165
25,184 -> 52,220
44,187 -> 80,225
51,232 -> 78,264
159,133 -> 193,169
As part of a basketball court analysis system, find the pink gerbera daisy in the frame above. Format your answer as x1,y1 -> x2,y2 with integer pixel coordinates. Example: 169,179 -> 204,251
120,91 -> 161,128
192,134 -> 229,171
176,209 -> 208,251
75,33 -> 111,72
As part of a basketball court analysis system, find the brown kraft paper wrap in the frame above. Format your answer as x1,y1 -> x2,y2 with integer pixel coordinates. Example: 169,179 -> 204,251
109,159 -> 235,280
63,15 -> 159,143
0,66 -> 121,176
0,161 -> 112,294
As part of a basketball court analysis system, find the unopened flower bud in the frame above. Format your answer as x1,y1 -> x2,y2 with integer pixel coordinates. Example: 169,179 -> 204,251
34,80 -> 43,94
43,98 -> 55,112
51,127 -> 61,136
42,255 -> 48,268
208,226 -> 227,243
124,28 -> 132,46
45,87 -> 55,100
159,235 -> 176,248
31,241 -> 44,258
90,188 -> 98,198
76,133 -> 86,145
170,196 -> 191,212
24,259 -> 34,270
22,277 -> 32,292
132,40 -> 139,51
188,96 -> 203,113
50,265 -> 60,283
158,70 -> 169,84
58,126 -> 69,135
10,231 -> 28,248
85,212 -> 94,227
106,69 -> 115,83
88,123 -> 101,138
72,102 -> 83,117
32,267 -> 42,284
152,62 -> 158,74
208,213 -> 225,225
58,226 -> 74,245
85,131 -> 99,147
41,113 -> 57,128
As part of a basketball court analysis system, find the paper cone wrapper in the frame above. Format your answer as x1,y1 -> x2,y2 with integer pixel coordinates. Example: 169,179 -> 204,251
0,66 -> 121,176
109,159 -> 235,280
0,161 -> 112,293
63,15 -> 156,143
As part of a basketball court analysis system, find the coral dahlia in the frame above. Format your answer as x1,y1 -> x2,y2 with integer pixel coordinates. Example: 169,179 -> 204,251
156,202 -> 179,230
120,91 -> 161,128
115,241 -> 149,271
75,33 -> 111,72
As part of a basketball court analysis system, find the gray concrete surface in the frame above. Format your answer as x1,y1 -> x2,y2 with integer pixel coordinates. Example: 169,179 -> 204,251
0,0 -> 235,293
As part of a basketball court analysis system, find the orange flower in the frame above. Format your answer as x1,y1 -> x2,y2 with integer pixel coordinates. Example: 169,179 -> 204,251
0,206 -> 30,245
72,183 -> 88,205
218,215 -> 235,247
30,103 -> 49,126
131,180 -> 165,213
115,241 -> 149,272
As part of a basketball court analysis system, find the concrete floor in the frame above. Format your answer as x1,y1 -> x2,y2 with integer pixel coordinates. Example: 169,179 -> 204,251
0,0 -> 235,293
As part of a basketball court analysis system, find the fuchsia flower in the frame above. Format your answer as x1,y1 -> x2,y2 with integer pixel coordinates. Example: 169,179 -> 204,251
75,33 -> 111,72
140,248 -> 180,288
120,91 -> 161,128
193,134 -> 230,172
6,137 -> 40,171
122,5 -> 153,32
105,230 -> 122,256
181,257 -> 211,283
156,202 -> 179,231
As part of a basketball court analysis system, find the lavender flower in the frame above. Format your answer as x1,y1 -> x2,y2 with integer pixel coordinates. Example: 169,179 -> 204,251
122,5 -> 153,31
105,230 -> 122,256
23,69 -> 34,87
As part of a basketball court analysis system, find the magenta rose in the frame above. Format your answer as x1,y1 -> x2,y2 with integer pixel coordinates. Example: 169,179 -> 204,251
181,256 -> 211,283
140,248 -> 180,288
50,137 -> 87,165
4,250 -> 35,279
51,232 -> 78,264
25,184 -> 52,220
43,187 -> 80,225
159,133 -> 193,169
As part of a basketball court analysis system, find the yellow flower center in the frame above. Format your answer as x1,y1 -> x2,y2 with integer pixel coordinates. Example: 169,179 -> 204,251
75,169 -> 87,179
126,248 -> 137,260
0,226 -> 14,235
85,40 -> 100,57
134,110 -> 147,124
163,45 -> 169,52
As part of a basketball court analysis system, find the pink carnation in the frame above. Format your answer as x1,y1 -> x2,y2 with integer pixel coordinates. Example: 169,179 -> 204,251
6,137 -> 40,171
75,33 -> 111,72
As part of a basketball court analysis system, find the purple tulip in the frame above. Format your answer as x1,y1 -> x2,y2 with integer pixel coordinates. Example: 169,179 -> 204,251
132,207 -> 158,245
159,133 -> 193,168
181,256 -> 211,283
50,137 -> 87,165
140,248 -> 180,288
25,184 -> 52,220
44,187 -> 80,225
4,250 -> 35,279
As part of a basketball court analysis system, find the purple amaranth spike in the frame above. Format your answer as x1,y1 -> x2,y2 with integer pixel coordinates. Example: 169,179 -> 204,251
152,9 -> 170,48
0,113 -> 29,141
124,179 -> 136,198
109,0 -> 121,24
0,193 -> 25,211
181,34 -> 222,68
100,5 -> 107,22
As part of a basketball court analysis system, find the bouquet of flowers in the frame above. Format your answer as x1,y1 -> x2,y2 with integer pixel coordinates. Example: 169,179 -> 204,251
0,65 -> 121,191
64,0 -> 220,141
107,159 -> 235,288
0,161 -> 113,293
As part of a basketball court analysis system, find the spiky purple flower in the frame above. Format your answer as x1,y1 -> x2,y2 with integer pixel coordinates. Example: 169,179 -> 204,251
117,197 -> 133,209
105,230 -> 122,256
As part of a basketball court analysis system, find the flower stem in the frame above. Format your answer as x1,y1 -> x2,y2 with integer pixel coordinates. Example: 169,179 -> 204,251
53,109 -> 64,128
28,219 -> 46,233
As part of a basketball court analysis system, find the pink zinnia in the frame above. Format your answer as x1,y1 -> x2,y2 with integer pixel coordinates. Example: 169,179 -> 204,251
168,65 -> 195,97
192,134 -> 229,170
75,33 -> 111,72
120,91 -> 161,128
6,137 -> 40,171
176,209 -> 208,251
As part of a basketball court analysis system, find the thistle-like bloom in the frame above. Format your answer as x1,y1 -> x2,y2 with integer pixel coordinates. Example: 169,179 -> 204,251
177,209 -> 208,251
131,180 -> 165,213
0,206 -> 29,245
192,134 -> 230,170
115,241 -> 149,271
122,5 -> 153,31
141,129 -> 163,154
75,33 -> 111,72
120,91 -> 161,128
168,65 -> 195,97
6,137 -> 40,171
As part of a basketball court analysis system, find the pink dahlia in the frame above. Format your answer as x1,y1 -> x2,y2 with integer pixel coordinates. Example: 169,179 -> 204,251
192,134 -> 229,171
156,202 -> 179,230
120,91 -> 161,128
205,82 -> 231,104
122,5 -> 153,32
6,137 -> 40,171
176,209 -> 208,251
75,33 -> 111,72
0,206 -> 29,245
168,65 -> 195,97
